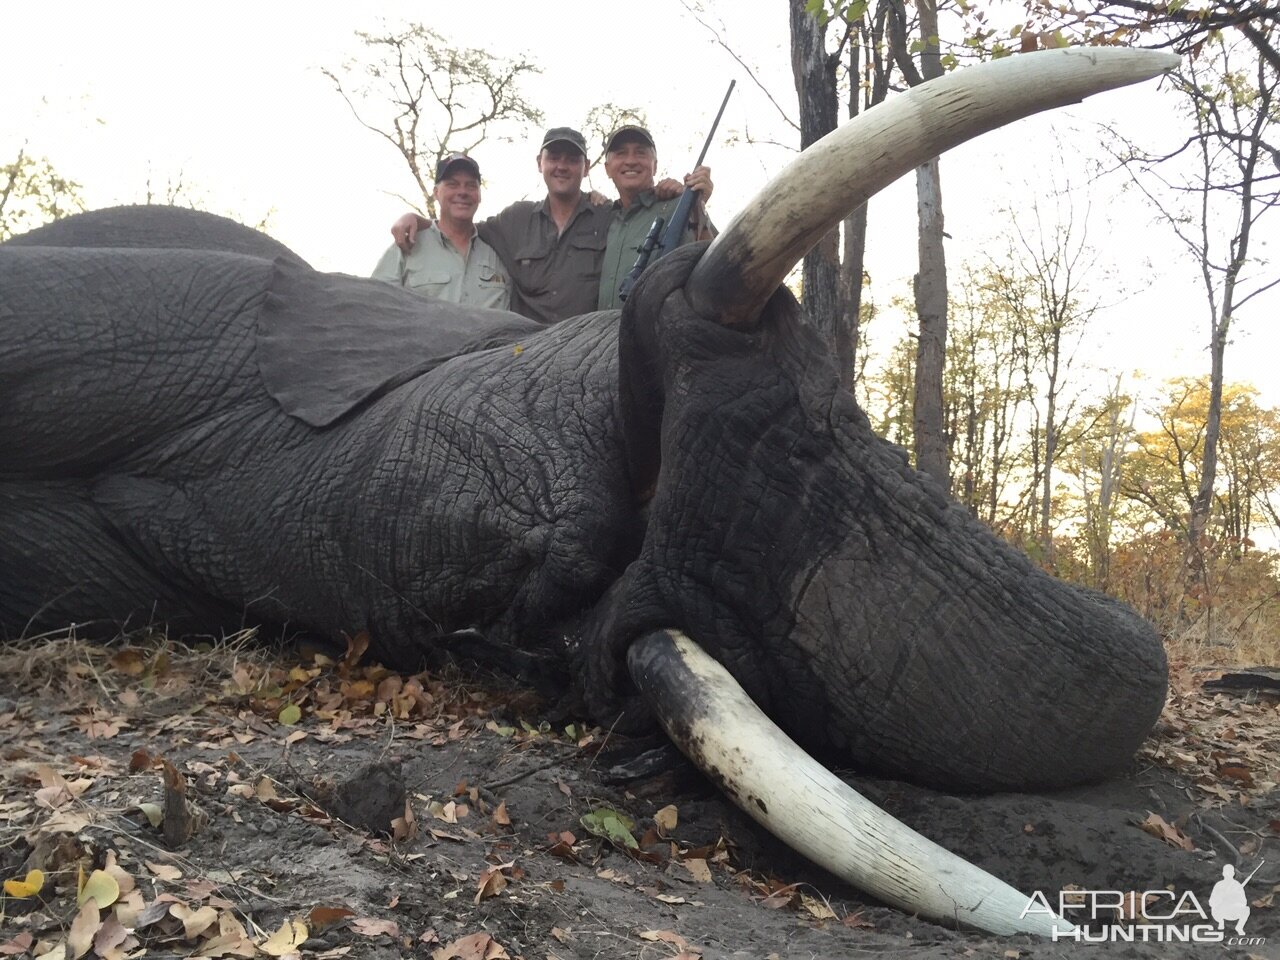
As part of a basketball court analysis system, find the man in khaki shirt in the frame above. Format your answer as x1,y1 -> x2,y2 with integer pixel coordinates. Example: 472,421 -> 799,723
596,125 -> 714,310
372,153 -> 510,311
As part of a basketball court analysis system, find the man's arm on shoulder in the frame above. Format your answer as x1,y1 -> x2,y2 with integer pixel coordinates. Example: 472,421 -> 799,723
391,212 -> 431,253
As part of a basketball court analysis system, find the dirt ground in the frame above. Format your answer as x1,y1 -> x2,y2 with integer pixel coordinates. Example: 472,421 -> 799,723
1,632 -> 1276,960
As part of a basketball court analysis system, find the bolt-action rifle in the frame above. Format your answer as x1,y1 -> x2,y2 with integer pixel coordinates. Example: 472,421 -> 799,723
617,80 -> 735,303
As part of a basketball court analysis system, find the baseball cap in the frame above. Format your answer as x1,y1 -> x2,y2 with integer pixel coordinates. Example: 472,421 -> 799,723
435,153 -> 480,182
539,127 -> 588,158
605,125 -> 656,152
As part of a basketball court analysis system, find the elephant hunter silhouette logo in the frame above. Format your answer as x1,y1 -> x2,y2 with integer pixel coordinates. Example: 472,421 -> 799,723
1209,862 -> 1262,936
1021,859 -> 1268,945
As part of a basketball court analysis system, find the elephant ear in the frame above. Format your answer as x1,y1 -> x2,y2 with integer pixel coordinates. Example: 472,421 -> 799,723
257,260 -> 541,428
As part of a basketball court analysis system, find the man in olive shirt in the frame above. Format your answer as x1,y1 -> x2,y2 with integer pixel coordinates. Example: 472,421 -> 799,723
393,128 -> 610,324
596,125 -> 714,311
372,153 -> 510,310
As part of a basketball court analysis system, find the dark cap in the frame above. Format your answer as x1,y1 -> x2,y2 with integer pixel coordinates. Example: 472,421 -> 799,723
435,153 -> 480,183
605,124 -> 656,152
539,126 -> 588,157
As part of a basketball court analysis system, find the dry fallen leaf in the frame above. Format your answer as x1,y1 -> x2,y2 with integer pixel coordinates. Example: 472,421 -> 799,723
800,893 -> 837,920
0,933 -> 34,957
170,903 -> 219,939
3,868 -> 44,898
67,900 -> 103,960
102,852 -> 135,896
137,802 -> 164,827
78,870 -> 120,910
431,932 -> 509,960
145,860 -> 183,882
474,866 -> 509,904
392,797 -> 418,842
492,801 -> 511,826
351,917 -> 399,938
91,914 -> 129,957
308,906 -> 355,931
259,918 -> 309,956
639,929 -> 692,951
681,859 -> 712,884
654,804 -> 679,833
1138,811 -> 1195,852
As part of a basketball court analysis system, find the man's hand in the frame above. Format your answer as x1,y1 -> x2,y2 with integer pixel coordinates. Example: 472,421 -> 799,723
653,166 -> 714,204
588,189 -> 613,206
683,165 -> 713,204
392,212 -> 431,253
654,178 -> 682,201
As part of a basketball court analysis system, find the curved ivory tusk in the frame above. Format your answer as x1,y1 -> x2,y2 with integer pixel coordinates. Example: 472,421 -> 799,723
687,47 -> 1179,328
627,629 -> 1074,937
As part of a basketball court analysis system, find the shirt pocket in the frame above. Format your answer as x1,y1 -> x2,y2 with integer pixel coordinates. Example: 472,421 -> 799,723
478,266 -> 507,288
407,270 -> 451,293
511,244 -> 552,294
569,233 -> 607,281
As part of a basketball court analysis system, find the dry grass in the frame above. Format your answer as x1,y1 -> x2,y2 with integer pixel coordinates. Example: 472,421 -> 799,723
0,625 -> 277,719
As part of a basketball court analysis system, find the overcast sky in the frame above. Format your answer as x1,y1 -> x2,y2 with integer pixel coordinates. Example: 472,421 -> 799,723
4,0 -> 1276,408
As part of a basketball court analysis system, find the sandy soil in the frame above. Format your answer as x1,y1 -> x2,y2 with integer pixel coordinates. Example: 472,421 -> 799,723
1,635 -> 1276,960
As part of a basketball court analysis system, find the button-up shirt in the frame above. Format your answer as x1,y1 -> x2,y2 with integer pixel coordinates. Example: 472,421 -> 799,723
477,193 -> 611,325
372,223 -> 510,311
596,191 -> 713,310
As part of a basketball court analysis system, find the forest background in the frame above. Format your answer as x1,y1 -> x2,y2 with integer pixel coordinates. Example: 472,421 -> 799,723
4,0 -> 1278,661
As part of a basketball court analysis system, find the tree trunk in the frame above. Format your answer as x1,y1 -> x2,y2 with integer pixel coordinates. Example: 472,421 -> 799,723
839,207 -> 867,389
911,0 -> 949,486
789,0 -> 842,356
1184,304 -> 1227,604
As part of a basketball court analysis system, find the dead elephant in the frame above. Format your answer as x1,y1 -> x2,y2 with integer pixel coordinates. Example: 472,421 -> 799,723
0,48 -> 1178,936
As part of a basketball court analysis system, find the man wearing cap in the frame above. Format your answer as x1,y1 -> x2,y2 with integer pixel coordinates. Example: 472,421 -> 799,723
391,128 -> 611,325
372,153 -> 510,311
596,124 -> 714,310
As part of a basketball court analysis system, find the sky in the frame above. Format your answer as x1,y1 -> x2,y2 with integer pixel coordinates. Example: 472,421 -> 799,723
4,0 -> 1276,412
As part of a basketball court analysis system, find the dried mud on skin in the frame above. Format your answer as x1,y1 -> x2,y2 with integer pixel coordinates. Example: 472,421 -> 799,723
0,637 -> 1277,960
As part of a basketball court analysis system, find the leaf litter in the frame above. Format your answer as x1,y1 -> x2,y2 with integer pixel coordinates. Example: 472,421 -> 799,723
0,630 -> 1276,959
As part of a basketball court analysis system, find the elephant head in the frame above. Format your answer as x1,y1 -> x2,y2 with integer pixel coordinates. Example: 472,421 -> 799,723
572,47 -> 1175,934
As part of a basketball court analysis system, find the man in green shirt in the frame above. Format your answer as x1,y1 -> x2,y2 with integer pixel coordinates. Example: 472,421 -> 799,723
371,153 -> 510,310
596,125 -> 715,311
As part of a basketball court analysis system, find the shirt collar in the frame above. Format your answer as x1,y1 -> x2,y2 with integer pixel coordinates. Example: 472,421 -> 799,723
614,188 -> 660,212
429,220 -> 479,249
535,191 -> 594,220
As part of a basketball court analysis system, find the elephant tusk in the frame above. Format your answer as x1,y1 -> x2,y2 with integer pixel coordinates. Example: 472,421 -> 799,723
626,629 -> 1075,937
686,47 -> 1179,329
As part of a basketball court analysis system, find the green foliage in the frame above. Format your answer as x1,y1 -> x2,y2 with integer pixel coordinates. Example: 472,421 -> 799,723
0,146 -> 84,241
1122,379 -> 1280,551
579,807 -> 638,850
